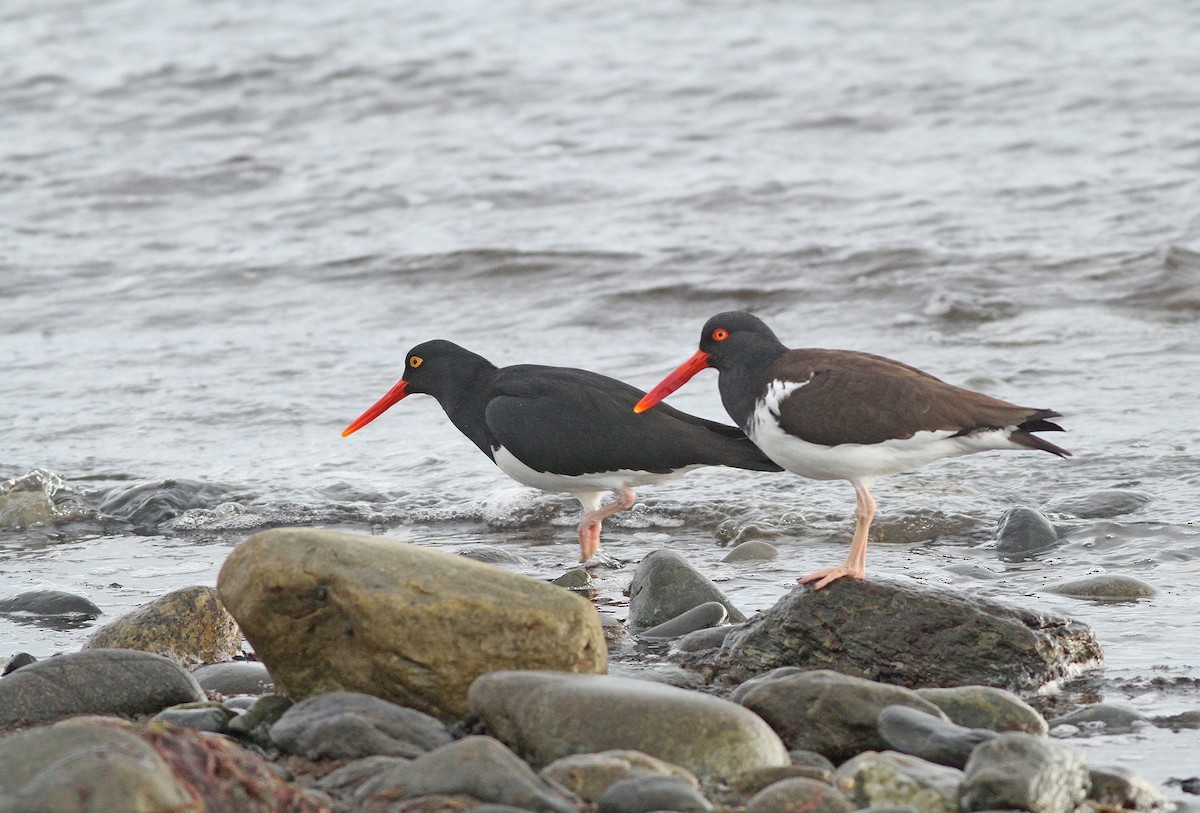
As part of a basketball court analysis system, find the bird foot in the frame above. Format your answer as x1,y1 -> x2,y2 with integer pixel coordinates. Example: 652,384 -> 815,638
798,565 -> 866,590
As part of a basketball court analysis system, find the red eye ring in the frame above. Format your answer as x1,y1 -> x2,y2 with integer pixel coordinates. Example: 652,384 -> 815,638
711,328 -> 729,341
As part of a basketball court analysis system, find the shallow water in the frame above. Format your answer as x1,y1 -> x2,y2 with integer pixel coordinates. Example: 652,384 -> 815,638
3,0 -> 1199,801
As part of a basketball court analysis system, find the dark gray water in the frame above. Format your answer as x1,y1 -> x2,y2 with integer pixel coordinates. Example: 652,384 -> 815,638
3,0 -> 1199,798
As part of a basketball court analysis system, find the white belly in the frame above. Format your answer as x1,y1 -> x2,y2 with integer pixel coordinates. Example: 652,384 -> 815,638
492,446 -> 697,495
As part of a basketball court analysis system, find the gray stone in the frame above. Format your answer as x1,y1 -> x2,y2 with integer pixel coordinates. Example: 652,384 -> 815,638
1048,702 -> 1150,734
960,732 -> 1089,813
225,693 -> 294,747
722,541 -> 780,562
681,580 -> 1102,694
469,670 -> 789,779
835,751 -> 962,813
733,669 -> 947,763
1046,574 -> 1156,601
915,685 -> 1048,735
877,704 -> 997,768
552,568 -> 593,590
153,701 -> 239,733
1043,488 -> 1151,518
639,602 -> 727,640
539,750 -> 698,803
0,590 -> 101,617
190,660 -> 274,695
627,549 -> 746,629
459,544 -> 526,565
0,718 -> 194,812
217,527 -> 607,720
1088,765 -> 1172,811
2,653 -> 36,675
82,585 -> 242,666
995,507 -> 1059,561
316,755 -> 409,795
745,777 -> 856,813
597,775 -> 712,813
354,735 -> 576,813
270,691 -> 452,760
675,625 -> 739,653
723,765 -> 837,801
0,648 -> 204,726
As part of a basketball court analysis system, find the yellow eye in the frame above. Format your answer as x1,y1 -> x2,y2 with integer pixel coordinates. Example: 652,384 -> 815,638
409,355 -> 423,368
711,328 -> 729,341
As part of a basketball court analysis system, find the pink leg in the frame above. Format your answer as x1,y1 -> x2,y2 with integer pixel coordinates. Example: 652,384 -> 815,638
799,478 -> 876,589
577,487 -> 637,562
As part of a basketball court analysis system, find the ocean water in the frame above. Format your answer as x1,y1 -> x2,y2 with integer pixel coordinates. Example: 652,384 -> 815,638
2,0 -> 1199,800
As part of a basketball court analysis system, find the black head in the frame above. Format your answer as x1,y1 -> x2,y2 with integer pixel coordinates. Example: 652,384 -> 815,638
696,311 -> 788,371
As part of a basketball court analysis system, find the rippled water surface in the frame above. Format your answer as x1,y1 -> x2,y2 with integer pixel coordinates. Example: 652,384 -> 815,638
3,0 -> 1199,800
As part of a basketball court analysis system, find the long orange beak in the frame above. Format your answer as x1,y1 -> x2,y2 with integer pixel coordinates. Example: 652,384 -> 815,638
633,350 -> 712,413
342,379 -> 410,437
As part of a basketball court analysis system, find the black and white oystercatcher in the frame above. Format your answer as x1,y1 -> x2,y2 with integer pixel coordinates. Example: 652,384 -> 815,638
635,312 -> 1071,588
342,340 -> 781,561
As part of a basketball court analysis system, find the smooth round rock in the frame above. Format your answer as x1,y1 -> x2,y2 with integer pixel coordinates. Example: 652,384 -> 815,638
836,751 -> 962,813
960,732 -> 1089,813
915,685 -> 1048,735
733,669 -> 947,763
877,704 -> 997,768
270,691 -> 453,760
638,602 -> 728,640
1043,489 -> 1151,518
217,527 -> 607,720
675,624 -> 739,653
722,541 -> 780,562
190,660 -> 274,695
1047,702 -> 1150,734
470,670 -> 789,779
82,585 -> 242,666
995,507 -> 1059,561
1046,574 -> 1156,601
627,549 -> 746,629
597,775 -> 712,813
1088,765 -> 1172,810
539,750 -> 698,803
745,777 -> 855,813
0,648 -> 204,726
3,652 -> 37,675
0,590 -> 101,617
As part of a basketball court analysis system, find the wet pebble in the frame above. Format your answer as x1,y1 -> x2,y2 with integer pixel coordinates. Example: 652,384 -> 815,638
995,506 -> 1060,561
1048,702 -> 1151,735
959,732 -> 1089,813
0,589 -> 101,617
82,585 -> 242,666
1046,574 -> 1156,601
675,623 -> 739,652
745,776 -> 855,813
1043,488 -> 1152,518
627,549 -> 746,629
551,567 -> 593,591
638,601 -> 727,640
915,685 -> 1048,735
876,704 -> 997,769
0,648 -> 204,726
270,690 -> 453,760
190,660 -> 274,695
836,750 -> 962,813
597,775 -> 713,813
2,652 -> 37,675
722,540 -> 779,562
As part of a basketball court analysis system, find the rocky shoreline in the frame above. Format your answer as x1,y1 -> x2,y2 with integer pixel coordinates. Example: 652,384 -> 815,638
0,526 -> 1186,812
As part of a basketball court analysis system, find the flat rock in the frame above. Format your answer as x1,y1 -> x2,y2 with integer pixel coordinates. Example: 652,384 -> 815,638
217,527 -> 607,720
959,732 -> 1089,813
0,648 -> 204,726
270,691 -> 452,760
745,777 -> 856,813
83,585 -> 242,666
469,670 -> 789,779
680,580 -> 1102,694
539,750 -> 698,803
835,751 -> 962,813
915,686 -> 1048,735
877,704 -> 997,769
995,507 -> 1060,561
627,549 -> 746,629
1046,574 -> 1156,601
1043,488 -> 1152,518
353,735 -> 576,813
732,669 -> 946,763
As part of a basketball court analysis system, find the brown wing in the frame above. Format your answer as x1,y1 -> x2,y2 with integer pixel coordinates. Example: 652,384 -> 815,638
771,349 -> 1058,447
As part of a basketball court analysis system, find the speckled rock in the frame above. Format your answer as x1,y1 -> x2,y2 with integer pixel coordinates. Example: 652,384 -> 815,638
82,585 -> 241,666
0,648 -> 204,727
627,549 -> 746,629
469,670 -> 789,779
217,527 -> 606,720
539,750 -> 698,803
915,685 -> 1048,735
1088,764 -> 1172,811
836,750 -> 962,813
959,732 -> 1089,813
745,777 -> 855,813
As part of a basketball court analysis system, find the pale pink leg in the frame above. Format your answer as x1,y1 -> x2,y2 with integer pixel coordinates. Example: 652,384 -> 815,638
576,487 -> 637,562
799,477 -> 876,589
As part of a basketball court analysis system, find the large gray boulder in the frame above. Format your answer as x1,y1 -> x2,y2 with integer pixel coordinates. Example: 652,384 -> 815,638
217,528 -> 607,720
681,580 -> 1102,693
